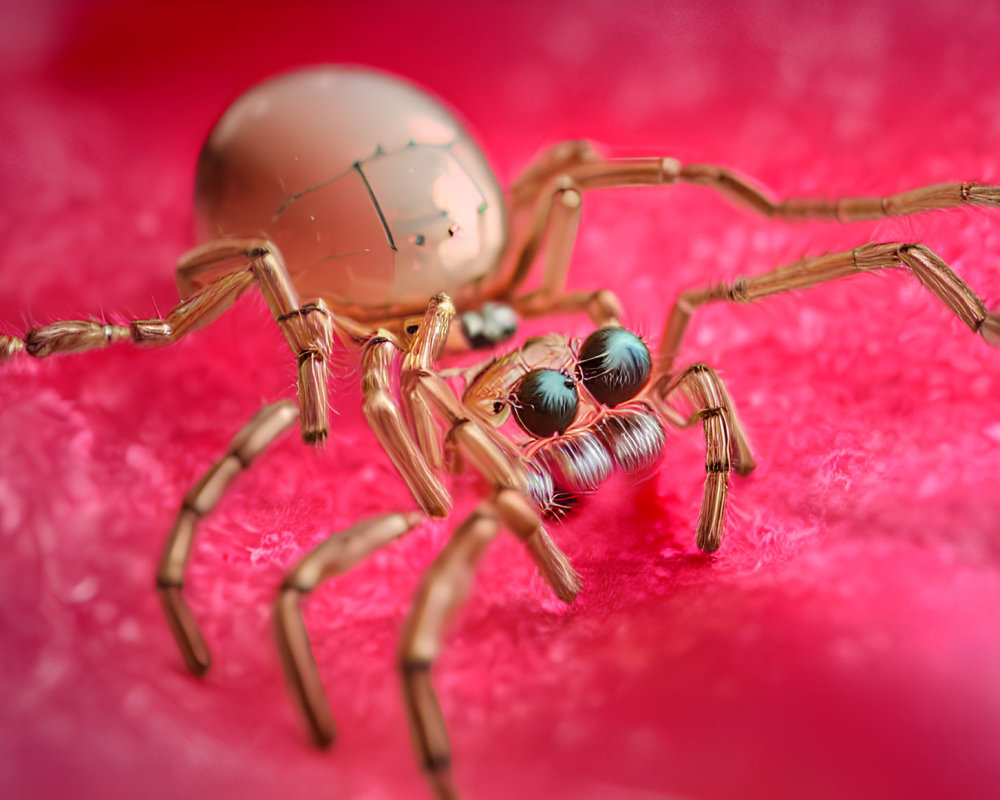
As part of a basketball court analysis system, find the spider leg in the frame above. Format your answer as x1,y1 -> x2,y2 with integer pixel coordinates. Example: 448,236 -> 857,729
654,364 -> 752,553
664,160 -> 1000,222
414,366 -> 582,602
362,335 -> 452,518
398,490 -> 579,800
656,241 -> 1000,377
401,294 -> 456,471
495,149 -> 1000,323
357,294 -> 466,517
508,139 -> 599,208
399,501 -> 500,800
1,238 -> 356,444
500,178 -> 625,327
158,399 -> 299,675
514,149 -> 1000,226
274,510 -> 424,748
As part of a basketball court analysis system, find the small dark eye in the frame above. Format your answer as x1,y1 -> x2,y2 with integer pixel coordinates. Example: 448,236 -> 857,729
576,328 -> 651,407
406,323 -> 420,335
512,369 -> 578,438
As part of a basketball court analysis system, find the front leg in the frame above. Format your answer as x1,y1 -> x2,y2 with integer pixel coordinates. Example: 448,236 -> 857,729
655,364 -> 755,553
413,363 -> 582,603
362,334 -> 452,519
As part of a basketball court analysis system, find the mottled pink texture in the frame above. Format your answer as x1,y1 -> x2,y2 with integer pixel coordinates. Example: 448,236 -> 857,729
1,2 -> 1000,799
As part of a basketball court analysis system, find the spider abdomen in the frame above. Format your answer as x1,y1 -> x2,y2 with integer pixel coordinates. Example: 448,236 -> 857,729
192,66 -> 507,314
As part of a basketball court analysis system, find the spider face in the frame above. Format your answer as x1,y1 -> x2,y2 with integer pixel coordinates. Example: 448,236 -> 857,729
473,328 -> 664,519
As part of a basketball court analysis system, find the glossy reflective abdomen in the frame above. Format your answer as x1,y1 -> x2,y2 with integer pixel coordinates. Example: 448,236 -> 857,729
193,66 -> 507,312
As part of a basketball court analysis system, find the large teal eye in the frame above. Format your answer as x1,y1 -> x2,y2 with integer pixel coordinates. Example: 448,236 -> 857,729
576,328 -> 651,407
512,369 -> 579,438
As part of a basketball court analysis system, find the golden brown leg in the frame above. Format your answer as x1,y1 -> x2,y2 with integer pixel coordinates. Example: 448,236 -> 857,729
399,502 -> 501,800
274,511 -> 424,748
515,287 -> 624,327
653,361 -> 755,478
657,241 -> 1000,377
508,139 -> 599,207
504,176 -> 622,326
401,294 -> 456,471
2,267 -> 253,361
1,238 -> 343,444
362,335 -> 452,519
665,161 -> 1000,221
416,369 -> 582,602
505,182 -> 583,301
655,364 -> 746,553
535,151 -> 1000,221
493,488 -> 582,602
158,399 -> 299,675
493,148 -> 999,319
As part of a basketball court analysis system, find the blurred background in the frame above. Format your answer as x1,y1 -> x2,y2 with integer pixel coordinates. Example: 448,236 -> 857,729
1,2 -> 999,799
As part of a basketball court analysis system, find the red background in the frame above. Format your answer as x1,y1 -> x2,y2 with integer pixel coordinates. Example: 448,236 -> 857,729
1,2 -> 999,799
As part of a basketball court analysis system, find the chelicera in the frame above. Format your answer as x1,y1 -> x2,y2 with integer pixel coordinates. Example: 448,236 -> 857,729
2,65 -> 999,800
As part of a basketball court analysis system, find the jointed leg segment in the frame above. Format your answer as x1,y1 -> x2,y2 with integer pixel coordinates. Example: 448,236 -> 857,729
1,238 -> 342,443
158,399 -> 299,675
362,336 -> 452,519
657,242 -> 1000,377
274,510 -> 424,747
501,146 -> 1000,334
399,502 -> 501,800
274,488 -> 579,774
668,162 -> 1000,221
656,363 -> 755,553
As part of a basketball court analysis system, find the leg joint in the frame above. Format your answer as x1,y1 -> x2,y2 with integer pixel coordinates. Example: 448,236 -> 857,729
729,276 -> 751,303
246,245 -> 271,259
400,657 -> 433,676
180,498 -> 205,516
279,579 -> 311,595
424,753 -> 453,774
278,302 -> 330,323
297,349 -> 325,366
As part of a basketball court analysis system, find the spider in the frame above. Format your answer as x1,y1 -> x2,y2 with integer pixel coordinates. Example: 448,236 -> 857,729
2,65 -> 998,800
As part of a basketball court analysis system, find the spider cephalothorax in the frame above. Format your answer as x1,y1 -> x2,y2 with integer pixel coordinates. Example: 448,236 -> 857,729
2,65 -> 998,800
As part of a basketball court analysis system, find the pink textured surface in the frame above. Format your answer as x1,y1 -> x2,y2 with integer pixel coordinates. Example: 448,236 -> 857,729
2,2 -> 1000,799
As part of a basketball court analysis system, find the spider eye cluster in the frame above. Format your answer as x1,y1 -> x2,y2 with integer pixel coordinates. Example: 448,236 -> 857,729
512,369 -> 579,438
576,327 -> 651,407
